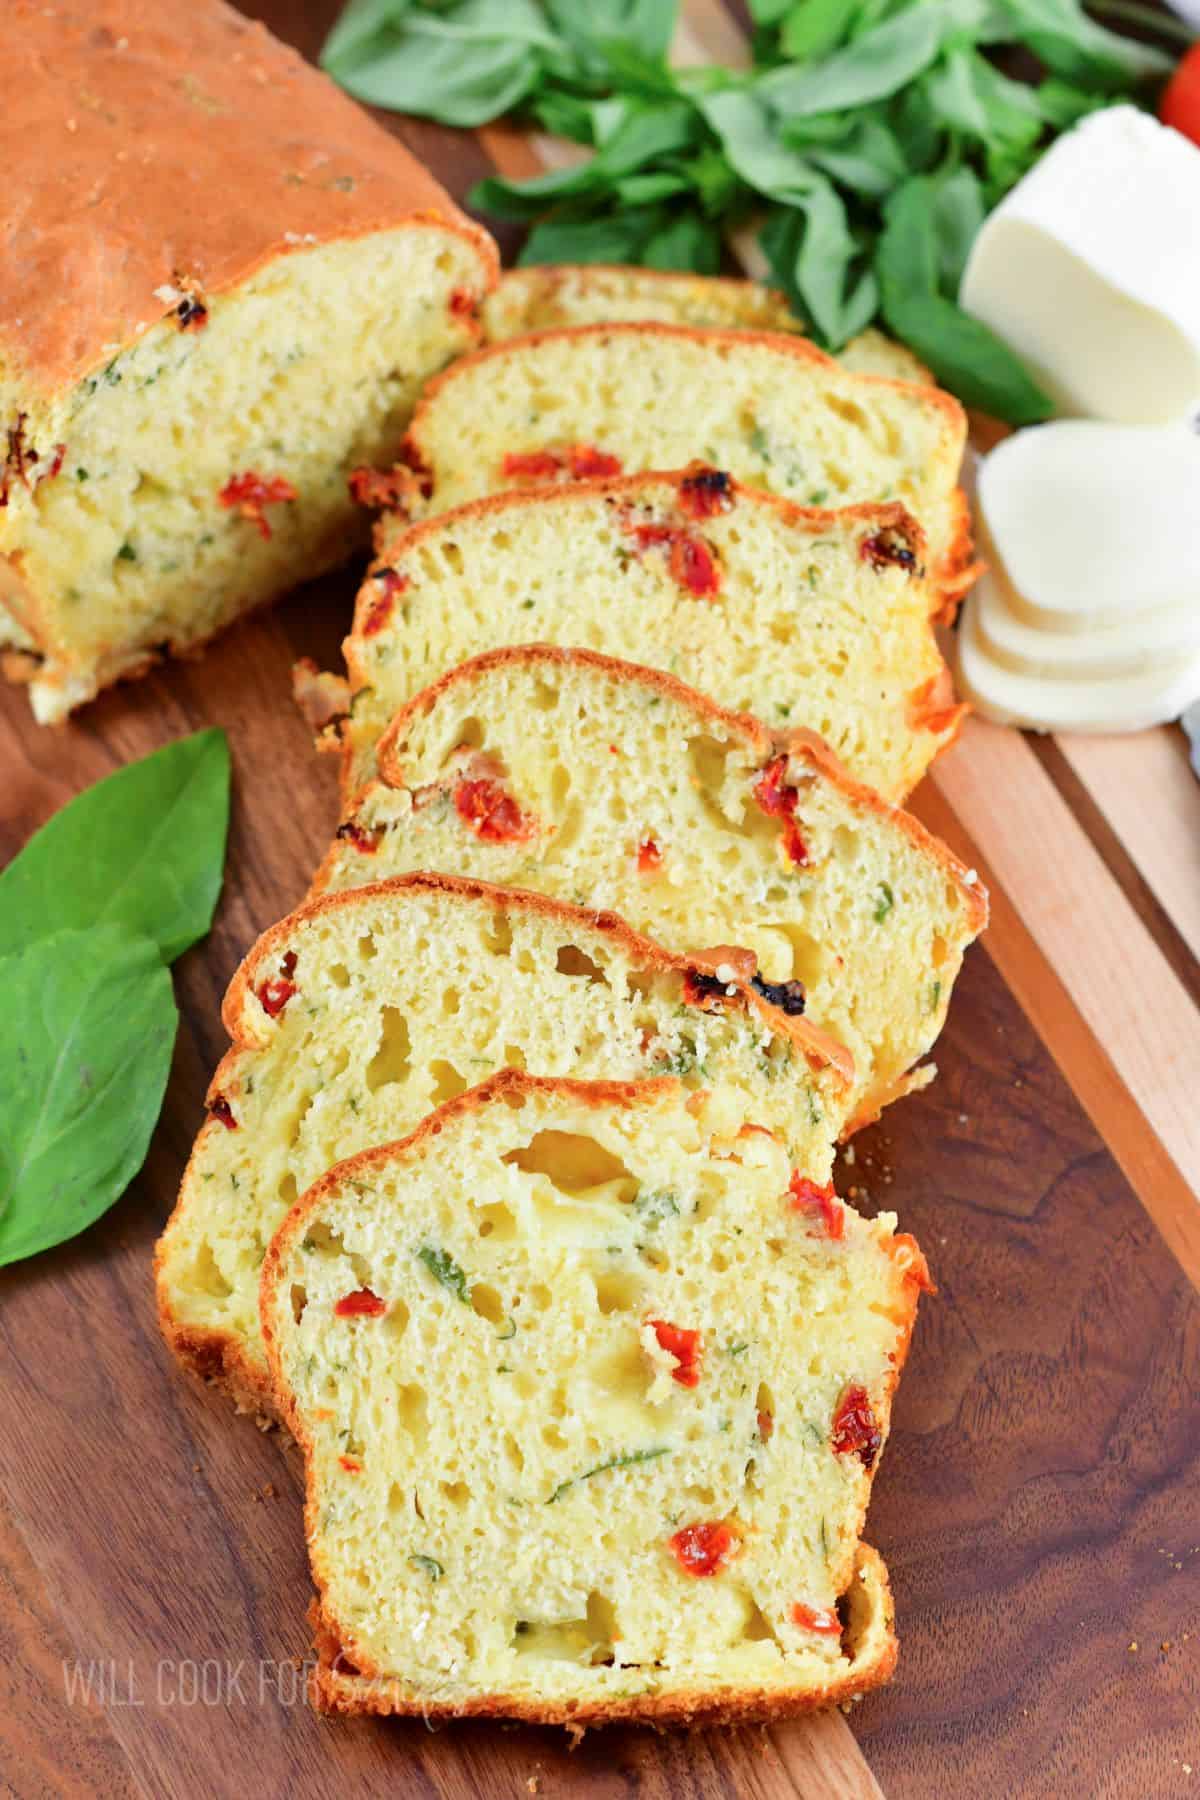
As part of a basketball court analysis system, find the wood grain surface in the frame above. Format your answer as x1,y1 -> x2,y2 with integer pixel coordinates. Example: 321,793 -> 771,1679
1,4 -> 1198,1796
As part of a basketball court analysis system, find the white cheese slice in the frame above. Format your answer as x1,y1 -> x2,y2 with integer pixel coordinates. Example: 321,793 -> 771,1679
958,593 -> 1200,733
977,419 -> 1200,634
961,106 -> 1200,424
974,568 -> 1200,680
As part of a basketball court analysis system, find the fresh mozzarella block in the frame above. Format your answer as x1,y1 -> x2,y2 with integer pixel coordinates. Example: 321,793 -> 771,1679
958,592 -> 1200,733
975,570 -> 1200,681
978,420 -> 1200,634
961,106 -> 1200,423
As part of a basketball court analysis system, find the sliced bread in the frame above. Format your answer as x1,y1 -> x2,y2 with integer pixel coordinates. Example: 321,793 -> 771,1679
156,874 -> 850,1414
332,471 -> 962,802
392,324 -> 972,603
261,1070 -> 932,1726
315,648 -> 988,1132
482,264 -> 932,386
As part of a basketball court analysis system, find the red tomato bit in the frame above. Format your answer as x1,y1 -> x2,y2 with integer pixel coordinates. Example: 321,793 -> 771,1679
861,528 -> 918,572
361,567 -> 409,636
335,818 -> 383,856
348,466 -> 417,510
757,1409 -> 774,1440
678,465 -> 733,520
218,470 -> 297,539
454,776 -> 535,844
668,533 -> 721,598
831,1384 -> 882,1469
502,448 -> 565,483
649,1318 -> 703,1388
448,287 -> 478,320
753,756 -> 809,866
682,968 -> 731,1011
668,1519 -> 740,1577
338,1455 -> 363,1474
1161,43 -> 1200,148
791,1601 -> 841,1635
567,443 -> 623,479
788,1173 -> 844,1240
175,296 -> 208,332
334,1288 -> 387,1319
208,1094 -> 238,1131
257,949 -> 298,1019
637,837 -> 663,874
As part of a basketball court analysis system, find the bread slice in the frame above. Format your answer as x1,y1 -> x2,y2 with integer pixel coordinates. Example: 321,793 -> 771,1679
261,1070 -> 932,1726
393,324 -> 971,603
482,265 -> 932,386
0,0 -> 496,722
315,648 -> 987,1133
156,874 -> 850,1415
332,471 -> 962,803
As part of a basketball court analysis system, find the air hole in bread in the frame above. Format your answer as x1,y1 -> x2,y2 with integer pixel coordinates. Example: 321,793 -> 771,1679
439,1479 -> 471,1508
503,1432 -> 525,1473
290,1283 -> 308,1325
503,1044 -> 528,1070
756,1381 -> 775,1431
429,1060 -> 469,1106
504,1130 -> 636,1197
592,1269 -> 646,1316
384,1295 -> 410,1339
528,678 -> 559,712
476,1201 -> 517,1242
469,1281 -> 506,1325
328,962 -> 351,990
441,986 -> 461,1016
365,1007 -> 412,1092
188,1241 -> 233,1301
483,913 -> 514,956
397,1384 -> 428,1447
542,1422 -> 569,1451
930,930 -> 950,969
357,934 -> 377,961
740,1592 -> 780,1646
278,1173 -> 298,1208
761,922 -> 829,991
554,945 -> 608,985
456,716 -> 484,750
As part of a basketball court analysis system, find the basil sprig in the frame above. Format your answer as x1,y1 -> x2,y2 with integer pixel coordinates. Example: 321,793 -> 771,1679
0,731 -> 230,1265
321,0 -> 1178,423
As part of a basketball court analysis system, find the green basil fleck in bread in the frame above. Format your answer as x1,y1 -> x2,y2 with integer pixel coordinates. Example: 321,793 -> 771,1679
481,265 -> 933,387
261,1070 -> 932,1727
156,874 -> 850,1416
386,324 -> 973,606
0,0 -> 496,722
321,470 -> 962,803
315,648 -> 987,1134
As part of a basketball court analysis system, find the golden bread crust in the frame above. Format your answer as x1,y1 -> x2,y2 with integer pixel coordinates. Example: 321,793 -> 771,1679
0,0 -> 497,398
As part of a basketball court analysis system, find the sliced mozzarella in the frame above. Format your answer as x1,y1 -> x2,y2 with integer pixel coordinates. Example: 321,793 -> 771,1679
978,420 -> 1200,634
958,593 -> 1200,733
975,569 -> 1200,680
961,106 -> 1200,424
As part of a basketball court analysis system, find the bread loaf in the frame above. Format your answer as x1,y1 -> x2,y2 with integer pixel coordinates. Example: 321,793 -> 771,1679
0,0 -> 496,721
261,1070 -> 932,1725
392,324 -> 972,603
331,471 -> 961,802
482,265 -> 932,386
156,874 -> 850,1413
316,648 -> 987,1133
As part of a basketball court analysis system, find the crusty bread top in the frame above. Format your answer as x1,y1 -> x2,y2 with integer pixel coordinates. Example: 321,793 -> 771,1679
0,0 -> 497,396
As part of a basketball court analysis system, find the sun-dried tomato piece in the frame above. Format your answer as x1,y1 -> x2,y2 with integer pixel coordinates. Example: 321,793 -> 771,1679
218,470 -> 297,540
257,949 -> 298,1019
750,973 -> 807,1016
678,465 -> 733,520
334,1288 -> 387,1319
1,413 -> 31,506
454,776 -> 535,844
753,756 -> 808,866
668,533 -> 721,598
448,287 -> 478,320
831,1383 -> 881,1469
788,1173 -> 844,1240
348,466 -> 417,510
861,528 -> 918,572
45,443 -> 67,481
502,448 -> 564,483
757,1409 -> 774,1440
682,967 -> 732,1011
338,1455 -> 363,1474
791,1602 -> 841,1634
361,568 -> 409,636
649,1318 -> 703,1388
175,296 -> 208,332
208,1094 -> 238,1131
637,837 -> 663,874
335,818 -> 382,855
668,1519 -> 740,1577
567,443 -> 623,479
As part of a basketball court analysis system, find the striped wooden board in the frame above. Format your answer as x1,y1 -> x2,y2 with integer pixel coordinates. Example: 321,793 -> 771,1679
2,4 -> 1198,1796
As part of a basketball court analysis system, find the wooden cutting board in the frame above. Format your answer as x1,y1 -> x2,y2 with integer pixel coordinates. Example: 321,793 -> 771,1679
2,5 -> 1199,1796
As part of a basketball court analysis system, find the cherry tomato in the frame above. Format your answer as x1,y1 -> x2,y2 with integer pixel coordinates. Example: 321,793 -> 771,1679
1161,44 -> 1200,148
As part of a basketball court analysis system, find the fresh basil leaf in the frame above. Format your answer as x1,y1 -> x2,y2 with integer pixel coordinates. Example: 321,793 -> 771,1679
700,89 -> 820,197
473,100 -> 699,215
748,0 -> 796,26
0,729 -> 230,964
320,0 -> 409,70
545,0 -> 678,65
874,174 -> 939,300
324,0 -> 557,127
641,209 -> 723,272
930,165 -> 986,292
0,927 -> 177,1266
532,89 -> 599,143
922,47 -> 1044,152
779,0 -> 860,62
879,287 -> 1054,422
808,116 -> 909,197
615,169 -> 692,204
1033,76 -> 1109,130
516,209 -> 663,264
1000,0 -> 1171,84
758,7 -> 947,116
760,189 -> 876,347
